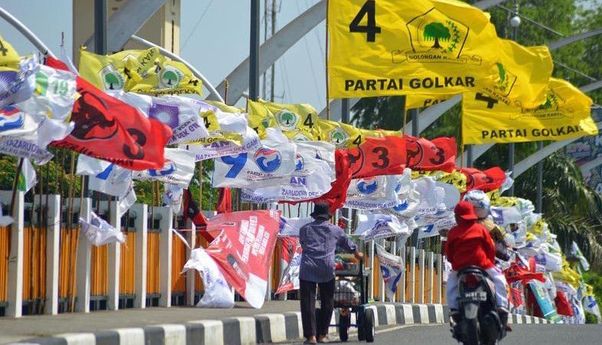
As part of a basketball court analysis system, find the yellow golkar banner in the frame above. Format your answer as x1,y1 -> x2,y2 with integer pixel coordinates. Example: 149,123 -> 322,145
328,0 -> 503,99
462,78 -> 598,144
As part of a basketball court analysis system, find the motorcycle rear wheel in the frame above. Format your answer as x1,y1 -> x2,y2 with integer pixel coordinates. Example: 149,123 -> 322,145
461,318 -> 479,345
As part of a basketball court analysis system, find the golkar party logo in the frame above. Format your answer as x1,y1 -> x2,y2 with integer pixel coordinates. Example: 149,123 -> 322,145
276,110 -> 300,131
254,148 -> 282,173
329,127 -> 349,146
392,8 -> 478,66
158,65 -> 183,89
100,66 -> 125,91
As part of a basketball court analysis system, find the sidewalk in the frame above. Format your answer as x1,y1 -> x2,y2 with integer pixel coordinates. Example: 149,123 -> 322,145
0,301 -> 299,344
0,301 -> 546,345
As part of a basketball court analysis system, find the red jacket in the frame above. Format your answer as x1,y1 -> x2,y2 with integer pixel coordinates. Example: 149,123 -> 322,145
444,219 -> 496,271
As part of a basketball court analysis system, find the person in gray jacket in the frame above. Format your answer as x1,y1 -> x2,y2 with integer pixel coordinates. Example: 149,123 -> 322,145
299,202 -> 363,344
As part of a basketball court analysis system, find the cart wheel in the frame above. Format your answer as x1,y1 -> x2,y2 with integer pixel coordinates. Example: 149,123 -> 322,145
364,309 -> 375,343
357,310 -> 366,341
338,313 -> 350,342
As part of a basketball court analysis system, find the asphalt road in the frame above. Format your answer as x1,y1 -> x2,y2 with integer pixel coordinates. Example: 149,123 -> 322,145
284,324 -> 602,344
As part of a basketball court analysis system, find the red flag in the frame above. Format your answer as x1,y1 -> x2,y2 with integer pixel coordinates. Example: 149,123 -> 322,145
347,136 -> 406,179
182,189 -> 214,242
509,286 -> 524,308
204,210 -> 281,308
275,236 -> 302,294
404,136 -> 456,172
462,167 -> 506,192
45,55 -> 70,71
216,187 -> 232,213
313,149 -> 352,212
51,77 -> 172,170
555,291 -> 574,316
504,261 -> 545,284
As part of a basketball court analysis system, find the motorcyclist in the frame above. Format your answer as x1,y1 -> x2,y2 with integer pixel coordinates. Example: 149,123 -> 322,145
445,201 -> 510,329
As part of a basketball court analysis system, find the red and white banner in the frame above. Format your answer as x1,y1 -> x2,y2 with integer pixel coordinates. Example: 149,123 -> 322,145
276,237 -> 302,294
347,136 -> 406,179
404,136 -> 456,172
204,210 -> 281,308
462,167 -> 506,192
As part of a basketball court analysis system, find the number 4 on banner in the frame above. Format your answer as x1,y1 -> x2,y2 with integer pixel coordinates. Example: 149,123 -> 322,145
349,0 -> 382,42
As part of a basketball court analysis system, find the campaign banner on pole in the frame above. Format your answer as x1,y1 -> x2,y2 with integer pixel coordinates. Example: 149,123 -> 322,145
204,210 -> 281,309
276,237 -> 302,294
528,280 -> 562,322
463,78 -> 597,144
355,213 -> 410,240
183,247 -> 234,308
248,99 -> 321,140
376,244 -> 404,300
241,142 -> 336,202
347,136 -> 406,178
133,148 -> 196,187
405,136 -> 456,172
345,175 -> 401,210
328,0 -> 502,98
182,109 -> 261,161
212,128 -> 297,188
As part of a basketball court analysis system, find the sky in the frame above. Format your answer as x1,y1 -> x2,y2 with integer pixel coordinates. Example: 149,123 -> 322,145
0,0 -> 328,110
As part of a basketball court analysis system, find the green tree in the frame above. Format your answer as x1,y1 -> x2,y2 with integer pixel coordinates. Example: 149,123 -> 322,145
104,73 -> 120,90
162,70 -> 178,86
280,111 -> 295,125
423,22 -> 451,48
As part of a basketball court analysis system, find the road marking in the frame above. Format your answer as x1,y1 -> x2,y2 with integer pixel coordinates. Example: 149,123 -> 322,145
375,323 -> 442,335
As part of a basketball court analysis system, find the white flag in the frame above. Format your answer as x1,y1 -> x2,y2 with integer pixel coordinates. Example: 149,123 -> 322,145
212,128 -> 297,188
376,244 -> 404,301
278,216 -> 313,237
345,174 -> 401,210
181,109 -> 261,161
571,241 -> 590,272
17,158 -> 36,193
355,213 -> 410,241
241,141 -> 335,202
163,183 -> 184,213
79,211 -> 125,246
133,148 -> 196,187
0,56 -> 37,108
183,247 -> 234,308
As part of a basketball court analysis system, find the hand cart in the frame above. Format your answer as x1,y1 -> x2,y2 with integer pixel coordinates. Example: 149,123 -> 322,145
331,255 -> 375,342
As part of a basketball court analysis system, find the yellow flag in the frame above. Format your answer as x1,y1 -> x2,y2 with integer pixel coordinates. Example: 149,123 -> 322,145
316,119 -> 364,147
328,0 -> 502,98
247,99 -> 321,140
0,35 -> 21,71
79,47 -> 202,95
479,41 -> 553,108
406,94 -> 453,109
463,78 -> 598,144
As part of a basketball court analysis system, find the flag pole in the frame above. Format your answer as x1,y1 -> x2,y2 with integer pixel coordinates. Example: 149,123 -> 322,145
9,158 -> 24,216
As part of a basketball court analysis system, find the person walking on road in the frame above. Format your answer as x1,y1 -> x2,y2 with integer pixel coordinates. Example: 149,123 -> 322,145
299,202 -> 363,344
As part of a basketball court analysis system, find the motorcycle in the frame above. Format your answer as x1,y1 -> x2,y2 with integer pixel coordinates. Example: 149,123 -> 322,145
451,266 -> 507,345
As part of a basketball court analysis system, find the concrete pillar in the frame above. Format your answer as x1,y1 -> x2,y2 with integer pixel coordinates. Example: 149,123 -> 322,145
437,254 -> 443,304
76,198 -> 92,313
7,191 -> 24,317
419,249 -> 425,304
185,220 -> 196,306
409,247 -> 416,304
427,252 -> 434,304
368,241 -> 375,301
400,245 -> 406,303
132,203 -> 148,309
45,195 -> 61,315
157,206 -> 173,307
108,201 -> 121,310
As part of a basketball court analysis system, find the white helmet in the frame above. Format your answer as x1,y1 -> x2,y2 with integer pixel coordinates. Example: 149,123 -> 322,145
463,190 -> 490,219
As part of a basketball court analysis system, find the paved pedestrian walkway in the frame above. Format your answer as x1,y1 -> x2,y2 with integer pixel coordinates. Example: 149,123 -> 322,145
0,301 -> 300,344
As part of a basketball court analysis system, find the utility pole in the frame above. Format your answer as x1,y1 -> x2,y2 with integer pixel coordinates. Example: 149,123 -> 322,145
262,0 -> 277,101
508,0 -> 520,196
249,0 -> 260,101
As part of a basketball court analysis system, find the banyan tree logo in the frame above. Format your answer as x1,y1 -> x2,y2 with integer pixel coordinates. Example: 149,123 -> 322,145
276,110 -> 300,130
392,9 -> 477,65
329,127 -> 348,146
493,63 -> 518,96
158,65 -> 183,89
100,66 -> 124,90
